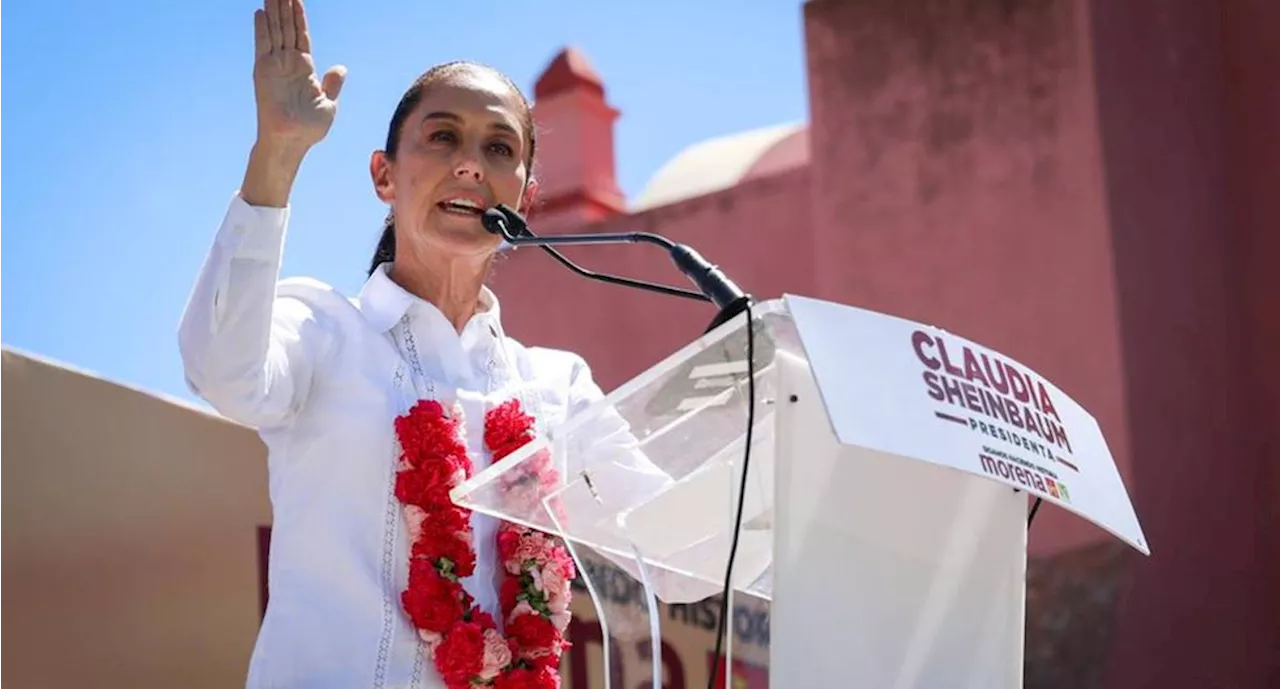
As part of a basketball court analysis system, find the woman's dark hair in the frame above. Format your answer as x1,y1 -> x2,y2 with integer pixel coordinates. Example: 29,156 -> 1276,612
367,61 -> 538,276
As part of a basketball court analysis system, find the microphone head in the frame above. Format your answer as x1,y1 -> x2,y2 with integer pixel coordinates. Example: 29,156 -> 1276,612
481,208 -> 508,236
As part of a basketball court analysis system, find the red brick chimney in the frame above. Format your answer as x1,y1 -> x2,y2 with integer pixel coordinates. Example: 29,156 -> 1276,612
529,47 -> 625,231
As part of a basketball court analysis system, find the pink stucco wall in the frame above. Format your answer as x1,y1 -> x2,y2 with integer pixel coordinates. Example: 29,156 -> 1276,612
802,0 -> 1126,559
1086,0 -> 1279,686
1222,1 -> 1280,658
495,1 -> 1278,686
493,167 -> 813,386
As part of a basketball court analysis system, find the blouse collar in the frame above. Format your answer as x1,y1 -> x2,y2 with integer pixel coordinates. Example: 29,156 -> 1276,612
357,262 -> 505,343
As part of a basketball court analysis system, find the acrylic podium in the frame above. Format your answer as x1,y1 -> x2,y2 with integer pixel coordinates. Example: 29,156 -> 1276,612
452,294 -> 1149,688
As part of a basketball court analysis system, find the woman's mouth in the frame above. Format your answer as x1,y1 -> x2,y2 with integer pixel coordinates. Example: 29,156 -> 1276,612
437,198 -> 485,217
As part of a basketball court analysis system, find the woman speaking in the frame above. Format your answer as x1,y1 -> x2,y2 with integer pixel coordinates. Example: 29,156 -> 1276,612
178,1 -> 674,686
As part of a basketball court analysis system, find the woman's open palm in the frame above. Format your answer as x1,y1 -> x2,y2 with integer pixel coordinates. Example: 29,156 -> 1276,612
253,0 -> 346,148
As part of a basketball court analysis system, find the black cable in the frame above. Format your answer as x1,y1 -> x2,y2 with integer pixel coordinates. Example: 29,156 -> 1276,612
1028,497 -> 1043,527
707,302 -> 755,689
482,203 -> 750,687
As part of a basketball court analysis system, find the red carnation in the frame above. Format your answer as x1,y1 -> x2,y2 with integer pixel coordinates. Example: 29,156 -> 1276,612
410,401 -> 455,431
492,438 -> 533,462
412,526 -> 477,577
394,468 -> 442,508
525,651 -> 564,671
395,452 -> 467,508
491,437 -> 532,463
402,560 -> 465,633
497,527 -> 522,562
414,441 -> 471,471
434,621 -> 486,687
485,399 -> 527,427
397,404 -> 471,471
426,505 -> 471,534
468,606 -> 498,630
494,665 -> 561,689
407,442 -> 468,472
485,401 -> 535,461
395,401 -> 450,448
393,405 -> 433,446
394,397 -> 568,687
507,613 -> 562,656
410,399 -> 448,418
500,576 -> 523,613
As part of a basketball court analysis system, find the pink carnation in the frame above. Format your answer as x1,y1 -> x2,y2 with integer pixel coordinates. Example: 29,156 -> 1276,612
509,600 -> 536,622
538,469 -> 560,493
395,396 -> 577,688
548,546 -> 575,580
404,505 -> 427,544
540,564 -> 570,614
547,591 -> 570,616
514,533 -> 554,567
418,628 -> 443,655
479,628 -> 513,680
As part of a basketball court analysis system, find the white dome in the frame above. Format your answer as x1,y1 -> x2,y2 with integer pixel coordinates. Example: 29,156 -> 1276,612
631,122 -> 805,211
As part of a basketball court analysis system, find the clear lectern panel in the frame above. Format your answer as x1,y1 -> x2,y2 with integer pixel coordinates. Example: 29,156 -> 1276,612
452,303 -> 796,687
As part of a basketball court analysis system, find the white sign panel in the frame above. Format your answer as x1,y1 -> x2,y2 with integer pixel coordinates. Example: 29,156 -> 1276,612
783,294 -> 1149,555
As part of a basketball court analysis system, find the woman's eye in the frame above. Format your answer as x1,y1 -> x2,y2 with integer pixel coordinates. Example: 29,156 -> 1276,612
488,141 -> 514,157
428,130 -> 458,144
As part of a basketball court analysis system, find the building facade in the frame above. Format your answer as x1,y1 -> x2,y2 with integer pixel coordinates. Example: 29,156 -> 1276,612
490,1 -> 1280,687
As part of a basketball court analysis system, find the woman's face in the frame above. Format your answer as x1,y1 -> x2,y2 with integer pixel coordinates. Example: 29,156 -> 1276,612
371,68 -> 534,259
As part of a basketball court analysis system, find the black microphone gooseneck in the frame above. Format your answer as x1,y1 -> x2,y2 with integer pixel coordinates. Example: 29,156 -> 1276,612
483,204 -> 758,689
482,205 -> 752,332
484,211 -> 709,303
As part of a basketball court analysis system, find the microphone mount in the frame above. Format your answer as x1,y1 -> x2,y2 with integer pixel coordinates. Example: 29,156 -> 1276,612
482,207 -> 759,689
483,205 -> 752,332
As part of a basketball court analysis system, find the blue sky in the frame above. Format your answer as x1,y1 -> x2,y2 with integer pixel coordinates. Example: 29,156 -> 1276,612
3,0 -> 809,402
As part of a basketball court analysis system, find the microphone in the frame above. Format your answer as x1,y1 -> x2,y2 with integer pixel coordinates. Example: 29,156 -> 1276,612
482,205 -> 752,331
484,205 -> 764,689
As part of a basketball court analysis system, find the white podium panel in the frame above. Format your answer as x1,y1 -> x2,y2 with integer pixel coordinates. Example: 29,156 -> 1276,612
452,295 -> 1148,688
784,294 -> 1148,555
771,351 -> 1025,688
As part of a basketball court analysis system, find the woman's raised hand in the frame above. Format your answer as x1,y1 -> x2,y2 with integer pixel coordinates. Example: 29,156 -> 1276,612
252,0 -> 346,151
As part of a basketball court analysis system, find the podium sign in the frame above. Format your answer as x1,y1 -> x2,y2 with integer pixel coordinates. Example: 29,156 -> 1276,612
784,295 -> 1148,555
453,295 -> 1147,688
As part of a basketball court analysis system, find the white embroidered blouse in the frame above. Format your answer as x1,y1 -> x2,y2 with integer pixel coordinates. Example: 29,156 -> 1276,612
178,194 -> 673,688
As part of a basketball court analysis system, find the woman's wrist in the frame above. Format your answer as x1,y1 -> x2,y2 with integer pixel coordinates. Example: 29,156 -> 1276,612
240,139 -> 310,208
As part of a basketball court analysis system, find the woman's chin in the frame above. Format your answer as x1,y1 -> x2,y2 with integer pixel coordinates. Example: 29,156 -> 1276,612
428,218 -> 503,255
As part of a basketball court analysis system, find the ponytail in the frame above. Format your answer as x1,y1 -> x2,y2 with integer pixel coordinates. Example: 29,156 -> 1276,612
368,211 -> 396,276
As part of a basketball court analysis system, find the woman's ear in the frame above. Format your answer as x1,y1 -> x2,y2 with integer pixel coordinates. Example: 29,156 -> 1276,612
370,150 -> 395,203
519,177 -> 539,213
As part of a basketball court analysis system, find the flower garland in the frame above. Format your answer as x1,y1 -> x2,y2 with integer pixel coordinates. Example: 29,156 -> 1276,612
394,398 -> 575,689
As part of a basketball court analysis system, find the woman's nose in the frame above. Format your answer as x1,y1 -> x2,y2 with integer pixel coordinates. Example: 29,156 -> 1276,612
454,158 -> 483,182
